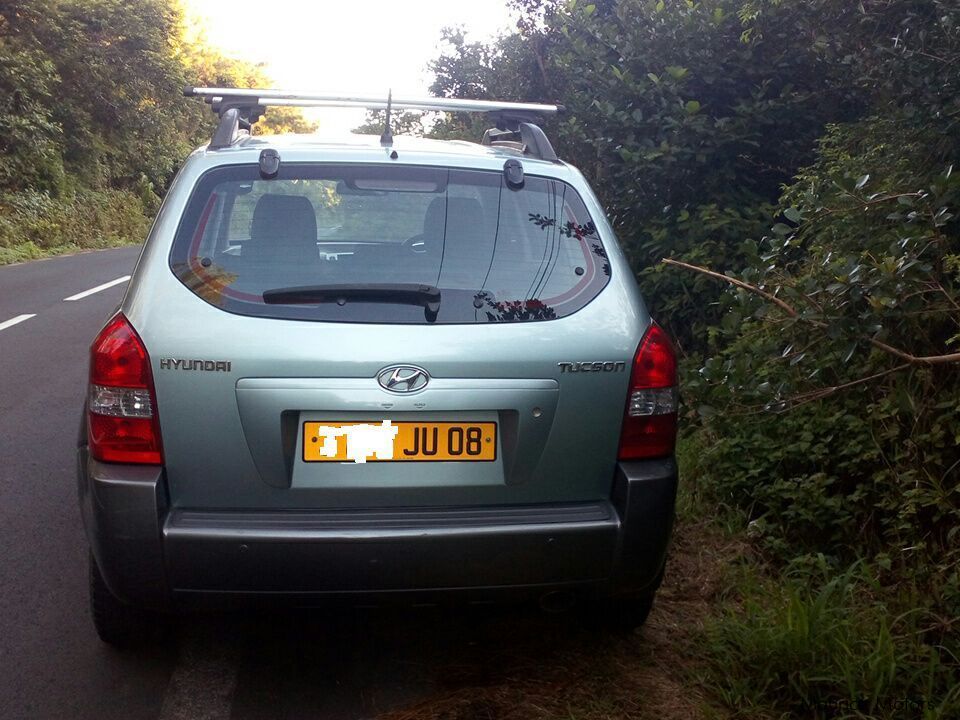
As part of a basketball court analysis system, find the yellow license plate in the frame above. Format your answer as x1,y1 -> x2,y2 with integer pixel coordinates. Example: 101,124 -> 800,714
302,421 -> 497,463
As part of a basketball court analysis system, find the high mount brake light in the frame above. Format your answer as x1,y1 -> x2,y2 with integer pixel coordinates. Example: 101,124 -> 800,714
87,314 -> 163,465
617,323 -> 678,460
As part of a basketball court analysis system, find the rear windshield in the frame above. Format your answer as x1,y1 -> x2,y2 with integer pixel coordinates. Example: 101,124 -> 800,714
169,163 -> 610,324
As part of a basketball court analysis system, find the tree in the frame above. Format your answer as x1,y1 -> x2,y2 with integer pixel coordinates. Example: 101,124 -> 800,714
0,0 -> 313,258
255,106 -> 318,135
428,27 -> 553,142
353,110 -> 426,138
0,33 -> 63,192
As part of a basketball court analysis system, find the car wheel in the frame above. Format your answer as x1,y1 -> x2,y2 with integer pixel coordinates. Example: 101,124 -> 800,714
88,554 -> 158,648
606,593 -> 655,632
582,592 -> 656,634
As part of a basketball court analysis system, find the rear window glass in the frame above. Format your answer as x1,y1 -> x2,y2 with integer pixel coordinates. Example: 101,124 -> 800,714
169,164 -> 610,324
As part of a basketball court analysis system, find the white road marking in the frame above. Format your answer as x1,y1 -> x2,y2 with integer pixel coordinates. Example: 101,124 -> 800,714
63,275 -> 130,301
0,314 -> 36,332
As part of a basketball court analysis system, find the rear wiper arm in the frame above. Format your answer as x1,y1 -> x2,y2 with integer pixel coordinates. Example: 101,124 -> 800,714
262,283 -> 441,321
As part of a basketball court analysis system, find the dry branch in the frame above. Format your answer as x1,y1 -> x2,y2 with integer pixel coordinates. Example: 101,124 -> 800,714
661,257 -> 960,366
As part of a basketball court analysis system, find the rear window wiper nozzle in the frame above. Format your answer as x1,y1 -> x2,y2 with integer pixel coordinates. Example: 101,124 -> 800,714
262,283 -> 441,321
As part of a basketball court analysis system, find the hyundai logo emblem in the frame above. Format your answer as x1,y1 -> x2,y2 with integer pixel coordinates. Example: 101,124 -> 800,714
377,365 -> 429,393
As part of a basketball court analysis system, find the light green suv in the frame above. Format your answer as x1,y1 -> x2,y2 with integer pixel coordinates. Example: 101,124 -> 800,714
78,88 -> 679,646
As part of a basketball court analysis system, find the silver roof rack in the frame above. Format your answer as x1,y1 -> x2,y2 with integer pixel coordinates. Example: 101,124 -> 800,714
183,86 -> 563,161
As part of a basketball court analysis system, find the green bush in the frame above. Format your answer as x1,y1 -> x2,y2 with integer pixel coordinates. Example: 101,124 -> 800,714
0,187 -> 151,263
683,110 -> 960,578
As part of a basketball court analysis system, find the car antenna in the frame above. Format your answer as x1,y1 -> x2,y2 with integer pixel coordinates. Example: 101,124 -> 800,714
380,89 -> 393,147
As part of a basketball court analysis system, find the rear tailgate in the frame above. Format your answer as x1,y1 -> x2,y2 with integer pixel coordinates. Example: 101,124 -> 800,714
145,313 -> 640,509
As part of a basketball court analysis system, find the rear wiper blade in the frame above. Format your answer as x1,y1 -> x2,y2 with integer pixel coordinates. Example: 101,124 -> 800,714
262,283 -> 441,321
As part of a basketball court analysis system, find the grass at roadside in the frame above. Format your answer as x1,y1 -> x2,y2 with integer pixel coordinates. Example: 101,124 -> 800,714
697,559 -> 960,719
0,188 -> 151,266
0,237 -> 138,265
680,441 -> 960,720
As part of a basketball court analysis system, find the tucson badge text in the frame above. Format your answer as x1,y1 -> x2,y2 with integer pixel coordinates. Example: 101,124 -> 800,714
558,361 -> 626,373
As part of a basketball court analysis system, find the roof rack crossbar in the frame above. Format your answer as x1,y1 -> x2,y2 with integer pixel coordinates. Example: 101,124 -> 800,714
185,87 -> 562,116
184,87 -> 564,161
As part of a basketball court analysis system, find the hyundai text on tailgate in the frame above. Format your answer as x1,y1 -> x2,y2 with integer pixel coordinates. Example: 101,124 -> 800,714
78,88 -> 679,646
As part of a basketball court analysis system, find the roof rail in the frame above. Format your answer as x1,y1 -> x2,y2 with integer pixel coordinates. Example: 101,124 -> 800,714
184,87 -> 564,161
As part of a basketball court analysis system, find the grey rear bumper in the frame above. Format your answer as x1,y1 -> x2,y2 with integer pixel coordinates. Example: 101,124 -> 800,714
79,449 -> 676,609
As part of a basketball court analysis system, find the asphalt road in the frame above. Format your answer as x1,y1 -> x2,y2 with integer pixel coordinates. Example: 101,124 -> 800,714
0,247 -> 584,720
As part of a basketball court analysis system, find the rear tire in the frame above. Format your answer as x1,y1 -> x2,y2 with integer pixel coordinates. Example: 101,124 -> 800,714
88,554 -> 157,648
604,593 -> 655,632
583,592 -> 656,633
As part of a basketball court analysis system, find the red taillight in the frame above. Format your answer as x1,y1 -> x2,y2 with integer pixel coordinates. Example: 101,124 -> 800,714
88,314 -> 162,464
618,323 -> 678,460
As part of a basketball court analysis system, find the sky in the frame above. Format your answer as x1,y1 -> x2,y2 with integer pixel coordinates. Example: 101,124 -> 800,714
184,0 -> 516,133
